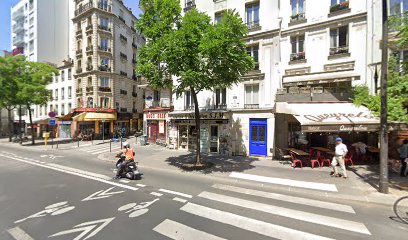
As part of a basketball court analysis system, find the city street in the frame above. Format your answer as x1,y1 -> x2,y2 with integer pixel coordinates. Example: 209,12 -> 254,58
0,141 -> 407,240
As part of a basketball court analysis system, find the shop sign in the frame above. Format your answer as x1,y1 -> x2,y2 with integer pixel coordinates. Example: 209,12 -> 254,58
58,121 -> 72,125
146,113 -> 166,120
174,119 -> 228,124
302,124 -> 379,132
171,112 -> 226,120
303,112 -> 377,123
74,108 -> 116,113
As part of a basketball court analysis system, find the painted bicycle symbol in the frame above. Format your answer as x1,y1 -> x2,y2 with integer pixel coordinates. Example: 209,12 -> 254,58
118,198 -> 159,218
15,201 -> 75,223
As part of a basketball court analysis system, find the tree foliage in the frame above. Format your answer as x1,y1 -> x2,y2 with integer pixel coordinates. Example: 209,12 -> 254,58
352,56 -> 408,123
137,0 -> 254,163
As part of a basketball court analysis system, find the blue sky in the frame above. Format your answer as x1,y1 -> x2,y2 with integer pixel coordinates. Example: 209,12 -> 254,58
0,0 -> 142,51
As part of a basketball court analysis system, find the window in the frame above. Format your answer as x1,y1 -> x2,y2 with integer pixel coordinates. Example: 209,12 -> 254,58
55,105 -> 59,115
246,45 -> 259,70
185,91 -> 194,109
68,103 -> 72,113
330,26 -> 348,55
331,0 -> 348,6
290,35 -> 305,61
68,69 -> 72,80
100,17 -> 109,28
68,86 -> 72,99
39,105 -> 42,116
101,57 -> 109,66
100,38 -> 109,50
246,2 -> 260,28
49,104 -> 53,112
61,87 -> 65,100
54,89 -> 58,100
215,88 -> 226,108
87,97 -> 93,108
61,104 -> 65,115
291,0 -> 305,20
330,0 -> 349,13
100,0 -> 108,9
390,0 -> 408,16
153,90 -> 160,102
29,40 -> 34,52
100,97 -> 109,108
100,77 -> 109,87
215,12 -> 224,24
245,84 -> 259,107
61,70 -> 65,81
87,77 -> 92,86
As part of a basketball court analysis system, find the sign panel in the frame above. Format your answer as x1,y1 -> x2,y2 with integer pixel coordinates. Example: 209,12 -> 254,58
48,112 -> 56,118
159,121 -> 165,134
49,119 -> 56,126
145,113 -> 167,120
302,124 -> 380,133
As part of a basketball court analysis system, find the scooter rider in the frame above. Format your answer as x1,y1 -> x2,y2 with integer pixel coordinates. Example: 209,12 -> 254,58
114,142 -> 135,179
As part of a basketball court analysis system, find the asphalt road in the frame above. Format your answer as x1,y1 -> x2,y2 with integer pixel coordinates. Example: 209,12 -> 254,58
0,143 -> 407,240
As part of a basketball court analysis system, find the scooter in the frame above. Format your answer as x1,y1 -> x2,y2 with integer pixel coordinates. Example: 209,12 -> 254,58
115,154 -> 143,180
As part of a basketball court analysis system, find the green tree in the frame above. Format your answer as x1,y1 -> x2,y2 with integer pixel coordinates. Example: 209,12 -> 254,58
137,0 -> 254,164
17,61 -> 58,145
0,56 -> 24,142
352,56 -> 408,123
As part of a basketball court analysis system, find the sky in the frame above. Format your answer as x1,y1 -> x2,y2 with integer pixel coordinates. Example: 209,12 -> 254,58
0,0 -> 142,51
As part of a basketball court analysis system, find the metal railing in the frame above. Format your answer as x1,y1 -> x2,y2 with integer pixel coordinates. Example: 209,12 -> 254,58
290,52 -> 306,61
246,20 -> 260,29
329,46 -> 349,55
290,12 -> 305,22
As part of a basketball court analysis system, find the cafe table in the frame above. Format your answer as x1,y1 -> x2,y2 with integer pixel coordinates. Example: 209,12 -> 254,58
286,148 -> 309,156
367,146 -> 380,153
311,147 -> 335,155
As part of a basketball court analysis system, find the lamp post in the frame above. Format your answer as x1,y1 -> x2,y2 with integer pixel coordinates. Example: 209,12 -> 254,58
379,0 -> 389,194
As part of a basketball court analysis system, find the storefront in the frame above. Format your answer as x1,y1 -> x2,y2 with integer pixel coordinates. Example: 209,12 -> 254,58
168,111 -> 230,154
274,102 -> 380,156
57,121 -> 72,138
144,112 -> 167,144
72,108 -> 117,139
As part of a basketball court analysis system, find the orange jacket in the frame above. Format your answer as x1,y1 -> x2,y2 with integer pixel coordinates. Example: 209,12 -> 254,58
122,148 -> 135,161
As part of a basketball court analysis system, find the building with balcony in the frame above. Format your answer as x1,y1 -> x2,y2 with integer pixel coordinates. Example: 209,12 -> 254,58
72,0 -> 145,137
10,0 -> 72,62
167,0 -> 383,157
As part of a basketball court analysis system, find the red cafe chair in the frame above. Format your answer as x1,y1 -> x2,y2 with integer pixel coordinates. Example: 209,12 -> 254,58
290,151 -> 303,168
345,151 -> 354,166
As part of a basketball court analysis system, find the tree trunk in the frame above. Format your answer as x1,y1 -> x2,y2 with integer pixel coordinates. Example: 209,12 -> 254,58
18,105 -> 22,144
7,108 -> 13,142
0,108 -> 2,137
191,87 -> 201,165
27,103 -> 35,145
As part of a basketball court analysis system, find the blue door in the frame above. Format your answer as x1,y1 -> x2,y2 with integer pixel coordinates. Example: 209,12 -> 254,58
249,119 -> 267,156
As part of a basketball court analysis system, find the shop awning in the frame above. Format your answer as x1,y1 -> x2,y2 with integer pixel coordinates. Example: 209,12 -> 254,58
72,112 -> 117,122
275,102 -> 380,132
282,71 -> 360,86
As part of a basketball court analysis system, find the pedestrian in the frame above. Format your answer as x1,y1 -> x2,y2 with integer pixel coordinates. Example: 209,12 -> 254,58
330,137 -> 348,179
399,139 -> 408,177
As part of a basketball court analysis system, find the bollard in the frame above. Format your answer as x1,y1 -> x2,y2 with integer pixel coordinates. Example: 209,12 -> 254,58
120,137 -> 123,150
110,140 -> 112,152
56,140 -> 58,149
51,137 -> 54,149
77,137 -> 79,148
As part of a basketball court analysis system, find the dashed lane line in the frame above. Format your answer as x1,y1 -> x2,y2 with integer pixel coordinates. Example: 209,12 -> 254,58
150,192 -> 164,197
154,219 -> 226,240
172,197 -> 188,203
159,188 -> 193,199
7,226 -> 35,240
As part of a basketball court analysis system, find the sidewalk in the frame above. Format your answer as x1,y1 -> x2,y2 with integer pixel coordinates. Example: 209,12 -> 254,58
97,144 -> 407,206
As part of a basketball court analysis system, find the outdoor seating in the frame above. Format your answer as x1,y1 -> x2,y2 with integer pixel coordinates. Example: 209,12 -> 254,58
277,148 -> 291,164
307,149 -> 321,168
319,152 -> 331,167
290,151 -> 303,168
345,151 -> 354,166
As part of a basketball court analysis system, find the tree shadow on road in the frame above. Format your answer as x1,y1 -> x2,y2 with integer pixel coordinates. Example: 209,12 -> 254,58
165,153 -> 259,174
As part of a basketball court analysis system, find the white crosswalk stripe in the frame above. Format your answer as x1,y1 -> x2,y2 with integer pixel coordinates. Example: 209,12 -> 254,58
78,144 -> 122,155
152,184 -> 371,240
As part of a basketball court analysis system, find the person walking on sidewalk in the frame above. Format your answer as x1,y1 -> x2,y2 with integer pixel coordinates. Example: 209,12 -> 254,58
331,137 -> 348,179
399,139 -> 408,177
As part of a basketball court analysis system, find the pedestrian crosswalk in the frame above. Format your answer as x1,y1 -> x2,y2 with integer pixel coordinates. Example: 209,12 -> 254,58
79,143 -> 122,155
153,183 -> 372,240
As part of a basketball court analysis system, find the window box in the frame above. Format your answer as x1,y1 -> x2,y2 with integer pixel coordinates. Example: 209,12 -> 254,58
86,86 -> 93,92
246,21 -> 261,31
289,13 -> 307,26
98,86 -> 111,92
290,52 -> 305,61
99,65 -> 111,72
98,25 -> 111,32
98,46 -> 111,52
329,46 -> 349,55
86,65 -> 93,71
330,1 -> 349,13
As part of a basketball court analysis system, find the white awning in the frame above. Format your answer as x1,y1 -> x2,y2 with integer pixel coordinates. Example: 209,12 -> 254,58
275,102 -> 380,132
282,71 -> 360,86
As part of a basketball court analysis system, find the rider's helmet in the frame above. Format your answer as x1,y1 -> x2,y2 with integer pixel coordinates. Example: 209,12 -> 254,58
123,141 -> 130,148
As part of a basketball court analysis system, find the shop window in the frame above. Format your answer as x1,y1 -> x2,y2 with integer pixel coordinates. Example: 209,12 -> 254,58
245,84 -> 259,109
330,26 -> 348,55
246,45 -> 259,70
210,126 -> 219,153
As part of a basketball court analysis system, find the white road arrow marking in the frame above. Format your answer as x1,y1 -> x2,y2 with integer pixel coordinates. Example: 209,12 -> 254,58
49,217 -> 114,240
82,187 -> 125,201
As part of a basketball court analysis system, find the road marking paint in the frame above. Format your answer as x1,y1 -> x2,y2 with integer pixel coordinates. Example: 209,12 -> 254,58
49,217 -> 114,240
229,172 -> 338,192
154,219 -> 226,240
82,187 -> 125,201
172,197 -> 188,203
90,146 -> 122,155
47,163 -> 112,180
181,203 -> 333,240
150,192 -> 163,197
212,184 -> 355,214
7,226 -> 35,240
119,179 -> 131,183
136,184 -> 146,187
82,145 -> 116,152
198,191 -> 370,235
0,154 -> 139,191
159,188 -> 193,199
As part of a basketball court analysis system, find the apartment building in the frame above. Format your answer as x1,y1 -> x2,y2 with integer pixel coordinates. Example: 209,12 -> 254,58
72,0 -> 145,137
10,0 -> 71,62
160,0 -> 383,157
